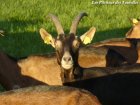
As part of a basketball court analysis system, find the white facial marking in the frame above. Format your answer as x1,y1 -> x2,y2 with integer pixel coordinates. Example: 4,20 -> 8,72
61,51 -> 73,70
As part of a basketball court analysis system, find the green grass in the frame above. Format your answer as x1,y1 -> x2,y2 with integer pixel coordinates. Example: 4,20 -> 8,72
0,0 -> 140,91
0,0 -> 140,58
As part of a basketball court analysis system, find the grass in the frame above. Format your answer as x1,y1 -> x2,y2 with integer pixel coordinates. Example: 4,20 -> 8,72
0,0 -> 140,58
0,0 -> 140,91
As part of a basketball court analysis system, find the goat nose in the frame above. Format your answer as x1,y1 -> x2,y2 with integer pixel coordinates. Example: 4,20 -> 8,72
63,56 -> 72,62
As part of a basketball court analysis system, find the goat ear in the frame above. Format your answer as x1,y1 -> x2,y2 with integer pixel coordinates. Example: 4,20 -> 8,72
80,27 -> 96,44
130,18 -> 139,26
39,28 -> 55,48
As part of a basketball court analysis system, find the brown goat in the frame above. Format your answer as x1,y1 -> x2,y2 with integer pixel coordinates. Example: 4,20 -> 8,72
80,18 -> 140,67
0,51 -> 47,90
79,18 -> 140,67
125,18 -> 140,63
126,18 -> 140,39
0,85 -> 101,105
137,42 -> 140,63
18,54 -> 62,85
79,38 -> 137,68
39,13 -> 96,82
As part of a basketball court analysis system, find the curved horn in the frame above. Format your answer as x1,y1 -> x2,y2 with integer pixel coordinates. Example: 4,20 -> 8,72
47,14 -> 64,35
70,12 -> 88,35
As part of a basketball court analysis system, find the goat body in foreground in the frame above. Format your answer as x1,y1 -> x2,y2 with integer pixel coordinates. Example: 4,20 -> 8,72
18,54 -> 62,85
125,18 -> 140,63
0,85 -> 101,105
0,52 -> 46,90
65,64 -> 140,105
79,39 -> 137,68
2,47 -> 140,105
97,18 -> 140,65
80,18 -> 140,67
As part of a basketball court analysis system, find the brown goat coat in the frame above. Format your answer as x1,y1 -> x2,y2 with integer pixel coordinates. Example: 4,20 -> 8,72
90,38 -> 138,64
93,38 -> 131,47
126,21 -> 140,39
136,42 -> 140,63
18,55 -> 62,85
125,20 -> 140,63
0,52 -> 23,88
79,45 -> 107,67
79,38 -> 137,68
0,86 -> 101,105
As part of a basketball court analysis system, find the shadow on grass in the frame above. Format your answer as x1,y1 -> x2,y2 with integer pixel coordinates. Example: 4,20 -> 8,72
0,31 -> 55,59
93,27 -> 130,42
0,19 -> 131,58
0,18 -> 43,32
0,19 -> 56,58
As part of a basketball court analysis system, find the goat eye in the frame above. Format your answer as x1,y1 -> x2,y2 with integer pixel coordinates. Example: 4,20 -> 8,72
73,40 -> 80,48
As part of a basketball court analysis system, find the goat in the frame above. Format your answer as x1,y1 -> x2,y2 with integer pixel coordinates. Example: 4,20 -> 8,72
0,85 -> 101,105
79,38 -> 137,68
82,36 -> 138,67
126,18 -> 140,39
0,51 -> 46,90
39,12 -> 96,82
125,18 -> 140,63
18,54 -> 63,85
80,18 -> 140,67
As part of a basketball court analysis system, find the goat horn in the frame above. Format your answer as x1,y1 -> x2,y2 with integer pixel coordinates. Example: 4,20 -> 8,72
70,12 -> 88,35
47,14 -> 64,35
